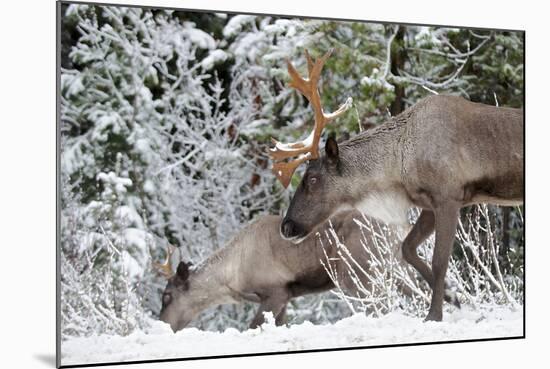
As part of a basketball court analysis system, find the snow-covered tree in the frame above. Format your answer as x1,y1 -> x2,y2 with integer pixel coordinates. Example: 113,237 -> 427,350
60,5 -> 284,335
59,3 -> 524,337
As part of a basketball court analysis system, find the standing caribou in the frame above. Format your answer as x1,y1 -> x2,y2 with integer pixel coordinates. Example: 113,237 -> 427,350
154,211 -> 405,332
270,50 -> 523,321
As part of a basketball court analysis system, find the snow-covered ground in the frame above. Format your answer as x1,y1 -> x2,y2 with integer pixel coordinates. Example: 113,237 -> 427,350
61,304 -> 522,366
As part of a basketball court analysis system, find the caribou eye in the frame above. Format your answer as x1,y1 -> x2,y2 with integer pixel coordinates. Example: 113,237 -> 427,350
162,293 -> 172,306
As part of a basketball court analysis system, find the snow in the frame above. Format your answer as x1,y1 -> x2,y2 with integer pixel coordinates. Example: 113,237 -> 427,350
61,305 -> 522,366
232,32 -> 266,60
414,27 -> 443,47
121,249 -> 142,279
201,49 -> 229,70
223,15 -> 256,37
143,179 -> 155,194
263,19 -> 299,36
115,205 -> 145,228
65,3 -> 89,17
204,148 -> 243,162
89,111 -> 126,142
240,118 -> 270,135
361,68 -> 395,92
61,73 -> 85,97
97,171 -> 133,195
182,22 -> 216,50
122,228 -> 148,250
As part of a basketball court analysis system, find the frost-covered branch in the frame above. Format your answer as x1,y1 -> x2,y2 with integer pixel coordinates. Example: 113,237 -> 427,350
321,215 -> 428,317
324,205 -> 523,317
406,31 -> 491,59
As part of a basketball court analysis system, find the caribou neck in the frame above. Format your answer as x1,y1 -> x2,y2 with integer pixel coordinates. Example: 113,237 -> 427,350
187,251 -> 238,311
339,116 -> 412,226
342,118 -> 406,184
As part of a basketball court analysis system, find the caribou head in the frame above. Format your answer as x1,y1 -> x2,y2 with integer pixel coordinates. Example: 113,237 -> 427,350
268,50 -> 357,243
153,246 -> 198,332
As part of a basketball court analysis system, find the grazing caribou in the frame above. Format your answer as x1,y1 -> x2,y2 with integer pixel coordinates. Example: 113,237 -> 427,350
269,50 -> 523,321
154,211 -> 404,332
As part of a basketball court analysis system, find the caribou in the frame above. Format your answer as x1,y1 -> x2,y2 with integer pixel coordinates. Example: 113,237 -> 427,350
154,210 -> 405,332
269,50 -> 523,321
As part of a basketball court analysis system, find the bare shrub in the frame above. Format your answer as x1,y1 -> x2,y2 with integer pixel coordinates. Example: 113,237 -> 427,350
322,205 -> 523,317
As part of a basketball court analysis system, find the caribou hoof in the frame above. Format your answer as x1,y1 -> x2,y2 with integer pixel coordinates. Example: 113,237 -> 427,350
424,310 -> 443,322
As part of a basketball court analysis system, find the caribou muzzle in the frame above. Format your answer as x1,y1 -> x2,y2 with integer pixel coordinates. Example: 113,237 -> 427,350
280,218 -> 309,243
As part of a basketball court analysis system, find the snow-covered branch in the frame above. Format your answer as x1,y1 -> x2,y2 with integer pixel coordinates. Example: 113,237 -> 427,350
323,205 -> 523,317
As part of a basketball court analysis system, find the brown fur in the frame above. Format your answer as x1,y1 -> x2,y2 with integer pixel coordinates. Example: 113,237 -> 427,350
281,95 -> 523,321
159,211 -> 404,332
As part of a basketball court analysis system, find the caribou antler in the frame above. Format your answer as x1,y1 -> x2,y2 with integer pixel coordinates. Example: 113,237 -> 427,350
269,49 -> 353,188
153,244 -> 177,279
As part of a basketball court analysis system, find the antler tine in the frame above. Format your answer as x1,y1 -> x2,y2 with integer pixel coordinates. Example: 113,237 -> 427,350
153,244 -> 176,279
308,49 -> 332,90
269,49 -> 352,188
286,59 -> 311,100
305,49 -> 314,75
271,49 -> 333,160
272,152 -> 311,188
285,49 -> 331,102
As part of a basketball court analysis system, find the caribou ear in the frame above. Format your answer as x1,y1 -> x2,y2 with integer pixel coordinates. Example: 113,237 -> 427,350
176,261 -> 190,281
325,136 -> 339,166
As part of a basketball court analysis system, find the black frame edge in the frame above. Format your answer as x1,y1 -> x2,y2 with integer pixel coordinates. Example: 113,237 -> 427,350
56,1 -> 62,368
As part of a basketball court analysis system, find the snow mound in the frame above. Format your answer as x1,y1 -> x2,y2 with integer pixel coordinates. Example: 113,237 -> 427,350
61,305 -> 522,366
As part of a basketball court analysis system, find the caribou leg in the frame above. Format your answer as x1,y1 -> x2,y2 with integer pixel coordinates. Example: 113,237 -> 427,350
402,209 -> 461,309
275,305 -> 288,326
401,210 -> 436,285
249,289 -> 290,329
425,202 -> 460,322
